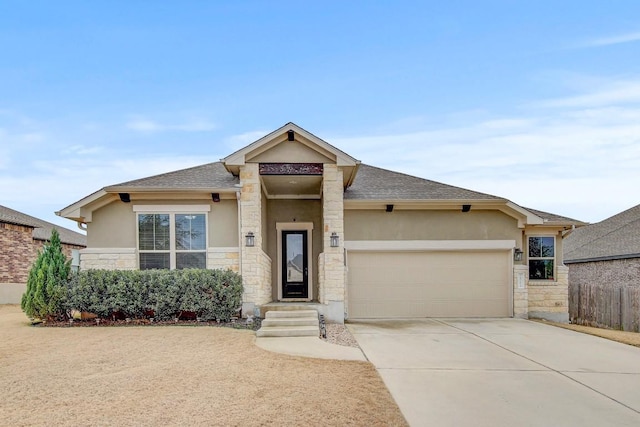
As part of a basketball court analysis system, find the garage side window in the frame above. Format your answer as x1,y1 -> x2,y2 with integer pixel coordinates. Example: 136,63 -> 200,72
138,213 -> 207,270
528,236 -> 554,280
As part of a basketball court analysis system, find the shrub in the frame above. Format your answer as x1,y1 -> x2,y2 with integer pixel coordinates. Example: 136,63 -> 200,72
21,229 -> 71,320
65,269 -> 243,321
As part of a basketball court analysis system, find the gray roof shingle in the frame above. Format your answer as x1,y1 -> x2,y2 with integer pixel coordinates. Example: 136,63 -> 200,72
0,205 -> 87,247
345,164 -> 502,200
522,207 -> 586,225
564,204 -> 640,262
107,162 -> 239,190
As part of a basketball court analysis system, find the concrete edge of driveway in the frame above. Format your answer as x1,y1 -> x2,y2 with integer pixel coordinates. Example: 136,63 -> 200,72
255,336 -> 367,361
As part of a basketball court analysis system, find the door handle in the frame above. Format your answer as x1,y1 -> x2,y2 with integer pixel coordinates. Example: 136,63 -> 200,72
304,267 -> 308,277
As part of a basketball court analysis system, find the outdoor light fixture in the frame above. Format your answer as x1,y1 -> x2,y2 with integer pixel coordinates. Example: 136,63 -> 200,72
330,232 -> 339,248
287,130 -> 295,141
119,193 -> 130,203
245,232 -> 255,247
514,248 -> 523,262
386,204 -> 394,212
211,193 -> 220,202
462,204 -> 471,212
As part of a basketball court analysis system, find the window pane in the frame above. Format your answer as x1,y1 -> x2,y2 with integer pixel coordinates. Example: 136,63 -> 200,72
541,237 -> 555,257
140,253 -> 170,270
529,260 -> 554,280
138,214 -> 170,250
175,214 -> 206,250
176,252 -> 206,269
528,237 -> 541,257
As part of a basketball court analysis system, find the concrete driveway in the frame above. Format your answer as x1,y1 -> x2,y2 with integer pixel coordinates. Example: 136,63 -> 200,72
348,318 -> 640,427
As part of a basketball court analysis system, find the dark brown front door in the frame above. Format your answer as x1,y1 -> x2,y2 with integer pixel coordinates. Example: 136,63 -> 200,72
282,230 -> 308,298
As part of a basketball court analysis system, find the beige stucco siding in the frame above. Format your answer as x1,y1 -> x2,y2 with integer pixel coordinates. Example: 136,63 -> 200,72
345,210 -> 520,241
87,199 -> 238,249
266,199 -> 322,300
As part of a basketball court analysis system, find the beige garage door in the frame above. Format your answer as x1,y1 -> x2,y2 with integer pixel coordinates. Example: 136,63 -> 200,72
347,250 -> 511,318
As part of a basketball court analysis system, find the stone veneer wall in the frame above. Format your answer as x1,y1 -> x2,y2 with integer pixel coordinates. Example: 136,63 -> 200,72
318,165 -> 346,322
80,248 -> 137,270
513,265 -> 528,318
239,164 -> 272,313
527,265 -> 569,322
207,248 -> 240,273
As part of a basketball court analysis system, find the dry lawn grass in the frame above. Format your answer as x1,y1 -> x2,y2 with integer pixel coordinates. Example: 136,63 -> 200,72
0,305 -> 406,427
534,319 -> 640,347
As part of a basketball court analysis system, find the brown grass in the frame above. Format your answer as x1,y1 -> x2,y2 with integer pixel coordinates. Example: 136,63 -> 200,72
0,305 -> 406,426
533,319 -> 640,347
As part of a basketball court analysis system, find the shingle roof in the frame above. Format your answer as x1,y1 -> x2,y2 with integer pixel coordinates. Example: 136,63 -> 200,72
345,164 -> 502,200
564,204 -> 640,263
107,162 -> 239,190
522,207 -> 586,225
0,205 -> 87,247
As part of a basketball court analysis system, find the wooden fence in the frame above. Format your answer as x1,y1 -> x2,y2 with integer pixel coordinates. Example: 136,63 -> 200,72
569,282 -> 640,332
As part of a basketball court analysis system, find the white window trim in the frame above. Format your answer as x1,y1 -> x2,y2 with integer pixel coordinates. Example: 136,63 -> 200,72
527,235 -> 556,282
136,210 -> 209,270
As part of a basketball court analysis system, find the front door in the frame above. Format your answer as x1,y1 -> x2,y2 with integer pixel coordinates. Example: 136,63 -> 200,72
282,230 -> 308,298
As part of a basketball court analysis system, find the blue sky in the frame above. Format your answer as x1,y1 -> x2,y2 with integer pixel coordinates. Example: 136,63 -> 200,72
2,1 -> 640,232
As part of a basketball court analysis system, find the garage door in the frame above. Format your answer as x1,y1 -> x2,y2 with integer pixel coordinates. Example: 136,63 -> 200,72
347,250 -> 511,318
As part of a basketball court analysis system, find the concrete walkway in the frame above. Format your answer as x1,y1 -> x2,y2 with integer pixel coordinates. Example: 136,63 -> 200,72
348,318 -> 640,427
255,336 -> 367,361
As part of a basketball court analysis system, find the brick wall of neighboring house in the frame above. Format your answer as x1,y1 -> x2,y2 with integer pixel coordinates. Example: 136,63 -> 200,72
0,222 -> 84,284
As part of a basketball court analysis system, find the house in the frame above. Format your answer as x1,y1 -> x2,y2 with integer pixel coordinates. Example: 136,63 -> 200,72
0,205 -> 87,303
564,204 -> 640,330
56,123 -> 584,322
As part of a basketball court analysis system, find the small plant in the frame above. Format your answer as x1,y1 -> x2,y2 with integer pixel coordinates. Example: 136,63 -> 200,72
21,229 -> 71,321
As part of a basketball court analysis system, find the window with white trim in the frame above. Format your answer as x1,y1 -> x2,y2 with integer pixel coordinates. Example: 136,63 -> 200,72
528,236 -> 554,280
138,213 -> 206,270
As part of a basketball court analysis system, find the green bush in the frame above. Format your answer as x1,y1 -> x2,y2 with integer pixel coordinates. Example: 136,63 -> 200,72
65,269 -> 243,321
21,229 -> 71,320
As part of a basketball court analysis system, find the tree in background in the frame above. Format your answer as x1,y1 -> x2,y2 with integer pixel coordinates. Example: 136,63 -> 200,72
21,229 -> 71,320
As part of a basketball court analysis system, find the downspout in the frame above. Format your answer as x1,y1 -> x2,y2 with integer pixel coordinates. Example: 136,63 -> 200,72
236,190 -> 242,275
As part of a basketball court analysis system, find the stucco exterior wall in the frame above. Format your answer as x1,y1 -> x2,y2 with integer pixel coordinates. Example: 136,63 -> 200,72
266,199 -> 322,301
345,210 -> 520,241
87,198 -> 239,248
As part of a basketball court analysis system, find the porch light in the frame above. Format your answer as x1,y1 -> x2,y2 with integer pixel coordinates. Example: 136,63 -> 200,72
514,248 -> 523,262
245,232 -> 255,247
330,232 -> 339,248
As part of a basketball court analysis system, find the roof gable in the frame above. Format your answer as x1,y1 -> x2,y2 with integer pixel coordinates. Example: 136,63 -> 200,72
223,122 -> 359,170
564,204 -> 640,262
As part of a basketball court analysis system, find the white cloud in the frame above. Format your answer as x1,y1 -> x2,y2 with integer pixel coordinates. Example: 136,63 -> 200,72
126,116 -> 217,133
534,80 -> 640,108
585,31 -> 640,47
224,130 -> 270,150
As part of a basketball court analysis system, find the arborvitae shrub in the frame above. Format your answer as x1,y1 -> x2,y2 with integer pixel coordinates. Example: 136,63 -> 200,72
21,229 -> 71,320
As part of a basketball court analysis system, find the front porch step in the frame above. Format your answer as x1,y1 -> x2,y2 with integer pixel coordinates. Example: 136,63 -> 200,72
257,309 -> 319,338
256,325 -> 320,337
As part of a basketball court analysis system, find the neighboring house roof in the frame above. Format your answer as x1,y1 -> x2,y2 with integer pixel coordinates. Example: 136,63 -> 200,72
345,164 -> 502,201
564,204 -> 640,263
0,205 -> 87,247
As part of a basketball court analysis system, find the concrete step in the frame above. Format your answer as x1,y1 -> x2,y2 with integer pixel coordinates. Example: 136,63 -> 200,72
256,325 -> 320,337
265,310 -> 318,319
262,317 -> 319,327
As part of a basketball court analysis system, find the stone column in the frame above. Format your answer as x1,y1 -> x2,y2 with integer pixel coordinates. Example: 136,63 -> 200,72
239,163 -> 272,316
319,164 -> 346,322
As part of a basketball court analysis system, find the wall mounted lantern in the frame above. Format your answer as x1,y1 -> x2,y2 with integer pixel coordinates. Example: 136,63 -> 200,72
245,232 -> 255,247
514,248 -> 523,262
330,232 -> 339,248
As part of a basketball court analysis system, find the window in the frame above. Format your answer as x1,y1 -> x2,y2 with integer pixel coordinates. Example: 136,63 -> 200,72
528,236 -> 554,280
138,212 -> 206,270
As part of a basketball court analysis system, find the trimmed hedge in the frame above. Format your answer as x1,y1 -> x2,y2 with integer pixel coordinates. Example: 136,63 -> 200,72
65,269 -> 243,321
